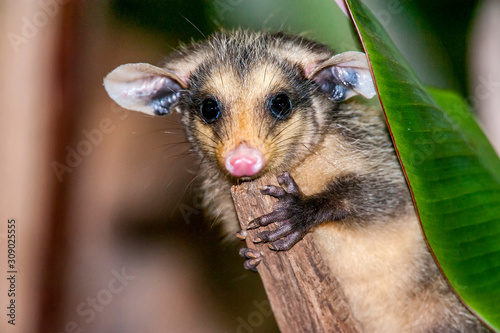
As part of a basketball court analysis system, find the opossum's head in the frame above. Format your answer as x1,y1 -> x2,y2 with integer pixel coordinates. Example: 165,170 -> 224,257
104,31 -> 375,181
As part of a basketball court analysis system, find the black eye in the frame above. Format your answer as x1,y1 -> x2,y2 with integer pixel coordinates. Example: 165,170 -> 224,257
200,97 -> 221,123
269,93 -> 292,118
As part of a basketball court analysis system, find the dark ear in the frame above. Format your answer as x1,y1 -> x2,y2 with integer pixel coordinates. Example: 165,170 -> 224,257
308,51 -> 376,102
103,63 -> 188,116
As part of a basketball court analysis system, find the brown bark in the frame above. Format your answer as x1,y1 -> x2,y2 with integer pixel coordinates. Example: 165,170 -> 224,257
231,174 -> 361,333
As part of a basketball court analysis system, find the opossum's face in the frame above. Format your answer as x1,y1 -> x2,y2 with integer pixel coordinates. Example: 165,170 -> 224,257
103,32 -> 375,180
182,60 -> 323,179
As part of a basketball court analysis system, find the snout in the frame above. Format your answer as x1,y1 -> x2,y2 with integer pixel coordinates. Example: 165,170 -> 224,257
225,142 -> 264,177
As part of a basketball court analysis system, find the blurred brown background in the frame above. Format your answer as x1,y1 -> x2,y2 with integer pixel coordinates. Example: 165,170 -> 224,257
0,1 -> 273,332
0,1 -> 498,332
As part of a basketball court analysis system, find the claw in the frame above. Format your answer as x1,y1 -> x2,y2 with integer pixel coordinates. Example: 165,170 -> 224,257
239,247 -> 261,259
247,252 -> 259,259
247,219 -> 259,230
239,247 -> 262,271
252,236 -> 262,243
244,258 -> 261,271
236,230 -> 247,240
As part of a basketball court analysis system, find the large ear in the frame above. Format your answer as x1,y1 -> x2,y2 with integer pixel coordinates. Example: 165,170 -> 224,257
308,51 -> 376,102
103,63 -> 188,116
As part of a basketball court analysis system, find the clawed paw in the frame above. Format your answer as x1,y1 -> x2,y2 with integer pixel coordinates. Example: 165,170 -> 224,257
247,172 -> 313,251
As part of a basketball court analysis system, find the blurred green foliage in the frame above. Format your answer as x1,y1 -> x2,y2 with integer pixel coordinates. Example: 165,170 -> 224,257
414,0 -> 479,93
110,0 -> 212,40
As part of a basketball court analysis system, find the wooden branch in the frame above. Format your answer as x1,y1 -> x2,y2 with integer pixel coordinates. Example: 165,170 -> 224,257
231,175 -> 361,333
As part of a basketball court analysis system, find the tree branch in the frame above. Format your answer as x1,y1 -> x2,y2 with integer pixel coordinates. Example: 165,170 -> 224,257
231,174 -> 361,333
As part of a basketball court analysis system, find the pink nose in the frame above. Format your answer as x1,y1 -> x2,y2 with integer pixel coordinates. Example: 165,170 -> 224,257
225,143 -> 264,177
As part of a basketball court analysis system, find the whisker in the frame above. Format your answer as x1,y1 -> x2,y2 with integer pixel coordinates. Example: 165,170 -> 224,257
182,15 -> 206,39
278,15 -> 290,32
265,116 -> 306,142
272,132 -> 317,147
189,126 -> 219,145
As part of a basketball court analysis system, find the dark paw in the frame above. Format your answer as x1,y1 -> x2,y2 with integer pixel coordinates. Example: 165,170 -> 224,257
247,172 -> 314,251
239,247 -> 262,271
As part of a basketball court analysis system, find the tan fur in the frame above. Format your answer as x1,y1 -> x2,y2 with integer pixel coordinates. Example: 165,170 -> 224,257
314,215 -> 423,332
292,134 -> 364,195
268,39 -> 331,75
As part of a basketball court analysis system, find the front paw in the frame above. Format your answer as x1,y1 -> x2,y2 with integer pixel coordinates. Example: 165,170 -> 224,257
247,172 -> 315,251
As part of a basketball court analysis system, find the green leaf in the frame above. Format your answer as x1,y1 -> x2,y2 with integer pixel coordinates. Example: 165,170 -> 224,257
346,0 -> 500,330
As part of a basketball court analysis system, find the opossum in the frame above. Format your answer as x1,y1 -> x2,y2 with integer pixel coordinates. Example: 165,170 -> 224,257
103,30 -> 488,332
